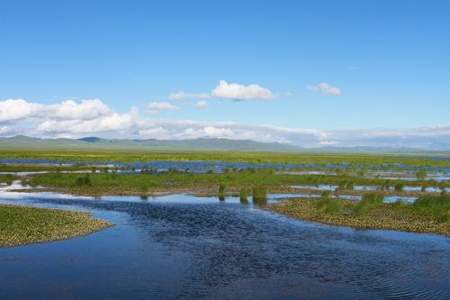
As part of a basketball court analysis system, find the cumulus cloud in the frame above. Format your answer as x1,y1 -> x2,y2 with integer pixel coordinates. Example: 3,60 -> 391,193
195,101 -> 208,109
146,102 -> 179,114
0,99 -> 43,122
308,82 -> 342,96
168,91 -> 210,100
168,80 -> 274,103
0,98 -> 139,138
1,98 -> 450,150
211,80 -> 274,101
0,98 -> 112,123
36,107 -> 139,136
46,99 -> 112,120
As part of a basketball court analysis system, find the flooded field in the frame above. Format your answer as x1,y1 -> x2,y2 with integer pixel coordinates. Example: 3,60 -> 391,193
2,158 -> 450,180
0,188 -> 449,299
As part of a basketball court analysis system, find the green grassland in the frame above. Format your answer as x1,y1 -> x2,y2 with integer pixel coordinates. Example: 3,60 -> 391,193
0,204 -> 112,247
1,149 -> 449,167
269,193 -> 450,236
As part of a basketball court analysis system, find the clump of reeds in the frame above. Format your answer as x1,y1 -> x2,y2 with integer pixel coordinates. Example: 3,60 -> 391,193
252,186 -> 267,205
352,192 -> 384,215
315,191 -> 342,214
75,174 -> 92,186
218,183 -> 226,201
240,189 -> 248,203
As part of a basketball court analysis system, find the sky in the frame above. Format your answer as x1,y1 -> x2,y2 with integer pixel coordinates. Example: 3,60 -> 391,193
1,0 -> 450,149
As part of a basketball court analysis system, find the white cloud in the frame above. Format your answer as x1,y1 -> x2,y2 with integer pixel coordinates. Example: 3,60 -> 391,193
168,91 -> 210,100
168,80 -> 274,103
211,80 -> 274,101
0,98 -> 112,123
146,102 -> 179,114
308,82 -> 342,96
195,101 -> 208,109
46,99 -> 112,120
2,98 -> 450,150
36,108 -> 139,135
0,99 -> 43,122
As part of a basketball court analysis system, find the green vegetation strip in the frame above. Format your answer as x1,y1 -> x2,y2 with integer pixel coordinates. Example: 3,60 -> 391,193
0,205 -> 112,247
26,171 -> 450,196
1,149 -> 449,167
0,164 -> 106,172
269,194 -> 450,236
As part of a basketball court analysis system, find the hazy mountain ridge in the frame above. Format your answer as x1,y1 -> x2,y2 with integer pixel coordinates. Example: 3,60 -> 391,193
0,135 -> 301,152
1,135 -> 449,155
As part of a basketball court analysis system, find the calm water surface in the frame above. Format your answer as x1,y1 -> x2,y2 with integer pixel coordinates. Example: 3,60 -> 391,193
0,192 -> 449,300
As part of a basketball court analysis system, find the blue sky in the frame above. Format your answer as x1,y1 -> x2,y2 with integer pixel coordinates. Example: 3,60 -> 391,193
1,1 -> 450,148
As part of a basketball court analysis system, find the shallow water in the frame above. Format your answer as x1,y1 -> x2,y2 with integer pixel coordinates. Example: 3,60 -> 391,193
1,190 -> 449,299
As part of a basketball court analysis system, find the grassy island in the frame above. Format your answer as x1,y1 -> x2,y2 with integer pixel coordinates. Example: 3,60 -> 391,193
269,193 -> 450,236
0,204 -> 111,247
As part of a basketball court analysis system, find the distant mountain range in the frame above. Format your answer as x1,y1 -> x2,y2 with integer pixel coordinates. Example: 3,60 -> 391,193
0,135 -> 302,152
0,135 -> 448,154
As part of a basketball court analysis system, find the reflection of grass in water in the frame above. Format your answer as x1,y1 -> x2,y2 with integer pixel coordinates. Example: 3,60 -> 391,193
0,204 -> 111,247
269,194 -> 450,236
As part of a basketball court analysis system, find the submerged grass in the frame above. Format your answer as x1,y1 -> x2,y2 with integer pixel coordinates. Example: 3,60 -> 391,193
269,194 -> 450,236
0,204 -> 111,247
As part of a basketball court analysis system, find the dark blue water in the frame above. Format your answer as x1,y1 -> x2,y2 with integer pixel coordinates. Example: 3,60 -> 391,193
0,194 -> 449,299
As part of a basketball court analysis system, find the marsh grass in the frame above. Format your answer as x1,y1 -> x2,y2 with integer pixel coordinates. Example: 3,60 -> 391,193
27,171 -> 450,196
315,192 -> 343,214
75,174 -> 92,186
0,163 -> 107,173
1,149 -> 449,168
252,187 -> 267,205
413,195 -> 450,223
240,189 -> 248,203
269,194 -> 450,236
394,183 -> 404,192
352,193 -> 384,215
416,170 -> 427,180
0,174 -> 14,185
0,204 -> 111,247
218,183 -> 226,201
